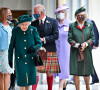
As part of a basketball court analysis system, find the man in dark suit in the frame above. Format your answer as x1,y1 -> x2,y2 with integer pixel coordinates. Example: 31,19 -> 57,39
31,4 -> 60,90
87,19 -> 99,85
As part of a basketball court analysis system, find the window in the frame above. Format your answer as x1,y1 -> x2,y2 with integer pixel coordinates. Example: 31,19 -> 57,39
66,0 -> 88,21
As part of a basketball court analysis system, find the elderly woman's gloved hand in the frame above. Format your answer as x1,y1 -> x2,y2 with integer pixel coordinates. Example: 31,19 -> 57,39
27,46 -> 35,54
79,43 -> 86,52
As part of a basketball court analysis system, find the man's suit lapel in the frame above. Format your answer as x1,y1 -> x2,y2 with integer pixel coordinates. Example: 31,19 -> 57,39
44,16 -> 51,33
43,17 -> 47,32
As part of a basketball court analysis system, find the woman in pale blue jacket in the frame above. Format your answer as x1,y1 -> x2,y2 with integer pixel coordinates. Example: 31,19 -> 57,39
0,7 -> 14,90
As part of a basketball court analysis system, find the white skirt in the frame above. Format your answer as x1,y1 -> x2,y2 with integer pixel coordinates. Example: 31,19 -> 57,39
0,50 -> 14,74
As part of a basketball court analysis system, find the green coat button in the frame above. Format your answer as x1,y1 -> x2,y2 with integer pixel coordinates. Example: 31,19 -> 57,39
24,32 -> 26,34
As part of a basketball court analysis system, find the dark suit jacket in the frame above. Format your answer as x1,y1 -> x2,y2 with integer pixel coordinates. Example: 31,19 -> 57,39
87,19 -> 99,46
31,16 -> 59,52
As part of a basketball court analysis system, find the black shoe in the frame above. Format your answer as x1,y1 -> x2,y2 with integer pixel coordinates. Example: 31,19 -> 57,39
67,81 -> 75,85
63,88 -> 66,90
70,81 -> 75,85
89,81 -> 99,85
8,86 -> 15,90
89,82 -> 95,85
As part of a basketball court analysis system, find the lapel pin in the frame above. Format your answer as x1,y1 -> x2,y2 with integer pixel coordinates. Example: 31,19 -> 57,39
88,24 -> 90,27
46,20 -> 50,23
30,28 -> 33,34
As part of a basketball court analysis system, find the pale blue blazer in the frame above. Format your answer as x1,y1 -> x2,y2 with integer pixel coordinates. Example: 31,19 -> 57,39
0,22 -> 13,50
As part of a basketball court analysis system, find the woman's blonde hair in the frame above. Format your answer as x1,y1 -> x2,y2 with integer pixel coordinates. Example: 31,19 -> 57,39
0,7 -> 9,22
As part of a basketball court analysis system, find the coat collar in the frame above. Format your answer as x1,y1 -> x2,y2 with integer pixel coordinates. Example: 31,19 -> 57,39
0,21 -> 13,26
0,21 -> 13,28
58,18 -> 70,27
74,21 -> 89,26
39,16 -> 46,24
74,21 -> 89,31
0,22 -> 4,28
43,16 -> 50,24
0,22 -> 13,32
36,16 -> 50,25
18,25 -> 32,34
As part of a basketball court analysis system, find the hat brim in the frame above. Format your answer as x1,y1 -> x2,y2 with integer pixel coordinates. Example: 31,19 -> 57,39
55,6 -> 69,14
17,17 -> 33,25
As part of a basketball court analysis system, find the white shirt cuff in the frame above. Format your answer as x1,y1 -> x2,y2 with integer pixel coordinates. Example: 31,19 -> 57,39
43,37 -> 46,44
75,43 -> 80,48
84,42 -> 88,47
40,47 -> 46,52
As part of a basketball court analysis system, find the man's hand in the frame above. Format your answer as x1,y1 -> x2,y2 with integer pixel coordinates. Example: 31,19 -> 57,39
93,46 -> 98,49
40,38 -> 44,42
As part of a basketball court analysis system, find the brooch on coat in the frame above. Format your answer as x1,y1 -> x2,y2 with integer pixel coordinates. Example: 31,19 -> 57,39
88,24 -> 90,27
46,20 -> 50,23
30,28 -> 33,34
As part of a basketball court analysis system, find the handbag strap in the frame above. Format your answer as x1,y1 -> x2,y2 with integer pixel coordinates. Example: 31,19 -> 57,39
36,46 -> 41,55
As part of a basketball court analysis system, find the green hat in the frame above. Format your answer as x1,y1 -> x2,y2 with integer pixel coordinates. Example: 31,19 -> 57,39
17,15 -> 33,24
75,7 -> 86,16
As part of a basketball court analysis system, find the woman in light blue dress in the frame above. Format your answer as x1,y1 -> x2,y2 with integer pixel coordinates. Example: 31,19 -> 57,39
0,7 -> 14,90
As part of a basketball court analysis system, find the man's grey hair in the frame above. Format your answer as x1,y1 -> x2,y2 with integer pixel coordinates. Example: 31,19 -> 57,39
34,4 -> 46,14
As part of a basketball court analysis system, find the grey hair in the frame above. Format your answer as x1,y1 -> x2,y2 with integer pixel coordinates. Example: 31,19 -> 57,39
34,4 -> 46,15
64,9 -> 67,18
38,8 -> 46,14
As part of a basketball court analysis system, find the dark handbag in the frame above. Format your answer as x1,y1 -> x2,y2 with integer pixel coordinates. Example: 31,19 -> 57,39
78,51 -> 85,61
34,47 -> 43,66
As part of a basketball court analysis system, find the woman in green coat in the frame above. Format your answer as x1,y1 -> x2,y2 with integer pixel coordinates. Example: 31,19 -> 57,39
68,7 -> 94,90
8,15 -> 42,90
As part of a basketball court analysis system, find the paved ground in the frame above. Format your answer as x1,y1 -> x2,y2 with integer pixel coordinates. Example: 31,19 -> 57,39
15,83 -> 100,90
14,47 -> 100,90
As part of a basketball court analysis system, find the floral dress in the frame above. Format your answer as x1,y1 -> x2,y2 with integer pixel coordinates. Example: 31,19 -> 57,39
0,25 -> 14,74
